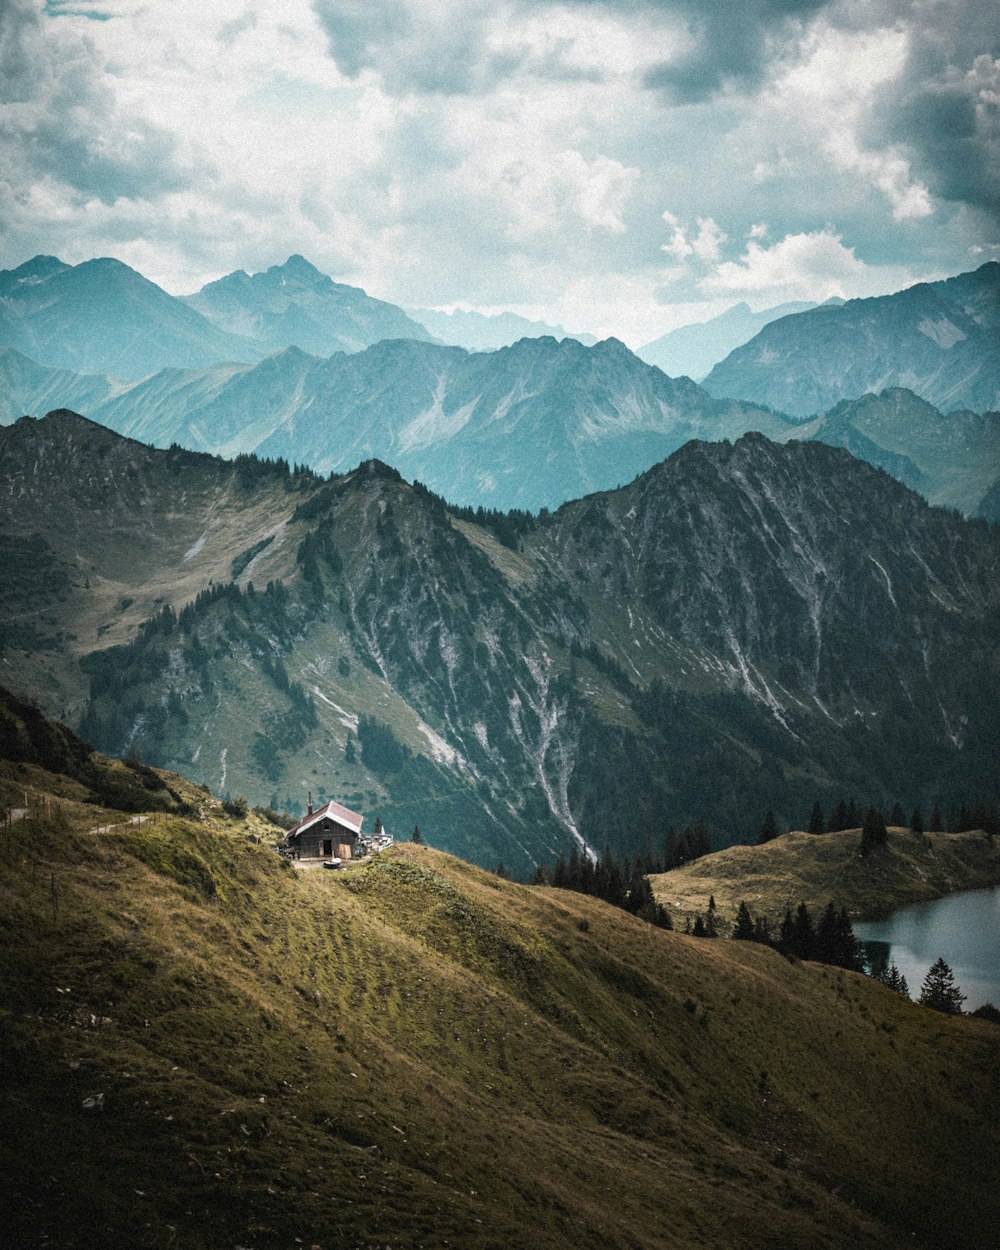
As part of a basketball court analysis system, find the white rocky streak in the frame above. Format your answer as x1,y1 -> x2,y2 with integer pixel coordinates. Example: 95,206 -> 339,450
418,721 -> 458,766
219,746 -> 228,791
869,556 -> 898,608
311,686 -> 358,731
183,531 -> 207,561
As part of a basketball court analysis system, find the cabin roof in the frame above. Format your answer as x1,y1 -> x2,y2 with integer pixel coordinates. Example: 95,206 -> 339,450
286,800 -> 364,841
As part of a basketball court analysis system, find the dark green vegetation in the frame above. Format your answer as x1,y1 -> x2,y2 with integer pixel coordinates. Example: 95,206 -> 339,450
703,261 -> 1000,418
2,742 -> 999,1250
2,410 -> 998,873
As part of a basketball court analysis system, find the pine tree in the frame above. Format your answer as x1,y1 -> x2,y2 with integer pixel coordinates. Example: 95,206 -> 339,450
758,810 -> 778,845
692,914 -> 706,937
910,807 -> 924,834
860,806 -> 888,857
412,824 -> 422,844
883,963 -> 909,998
918,957 -> 966,1015
930,804 -> 943,832
846,799 -> 861,828
828,800 -> 848,833
889,801 -> 905,827
808,801 -> 825,835
732,901 -> 755,941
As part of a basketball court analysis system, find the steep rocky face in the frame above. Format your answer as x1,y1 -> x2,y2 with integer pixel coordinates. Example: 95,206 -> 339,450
184,255 -> 437,356
2,414 -> 996,871
703,263 -> 1000,417
0,256 -> 265,379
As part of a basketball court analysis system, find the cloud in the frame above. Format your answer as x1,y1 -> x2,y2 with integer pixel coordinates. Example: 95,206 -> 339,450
639,0 -> 832,103
0,0 -> 185,204
876,15 -> 1000,227
698,228 -> 916,303
661,212 -> 726,262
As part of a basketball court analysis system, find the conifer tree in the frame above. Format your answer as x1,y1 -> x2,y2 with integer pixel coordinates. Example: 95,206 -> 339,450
930,804 -> 943,832
732,901 -> 755,941
846,798 -> 861,827
808,801 -> 825,835
883,963 -> 909,997
889,802 -> 905,827
828,800 -> 848,832
918,957 -> 966,1015
411,824 -> 422,844
860,806 -> 888,857
910,807 -> 924,834
758,810 -> 778,845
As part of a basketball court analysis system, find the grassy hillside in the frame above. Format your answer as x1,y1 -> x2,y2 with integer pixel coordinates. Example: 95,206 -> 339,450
1,753 -> 998,1249
651,826 -> 1000,928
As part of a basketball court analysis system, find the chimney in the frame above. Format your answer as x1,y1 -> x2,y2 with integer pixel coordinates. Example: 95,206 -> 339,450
307,791 -> 313,816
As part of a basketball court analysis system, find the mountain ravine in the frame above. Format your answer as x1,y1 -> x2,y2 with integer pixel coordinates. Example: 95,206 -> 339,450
1,411 -> 997,873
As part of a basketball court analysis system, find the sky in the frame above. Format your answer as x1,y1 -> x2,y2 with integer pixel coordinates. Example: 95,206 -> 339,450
1,0 -> 998,346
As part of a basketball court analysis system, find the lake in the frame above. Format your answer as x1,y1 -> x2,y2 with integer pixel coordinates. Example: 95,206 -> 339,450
854,887 -> 1000,1011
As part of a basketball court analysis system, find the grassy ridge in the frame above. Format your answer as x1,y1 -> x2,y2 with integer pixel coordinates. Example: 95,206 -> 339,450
650,826 -> 1000,928
1,761 -> 999,1249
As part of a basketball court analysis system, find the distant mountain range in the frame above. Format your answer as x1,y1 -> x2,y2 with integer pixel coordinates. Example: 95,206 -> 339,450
637,299 -> 822,380
0,255 -> 264,379
2,410 -> 996,870
0,254 -> 436,380
407,306 -> 598,351
0,337 -> 795,512
3,338 -> 996,516
184,253 -> 436,356
703,262 -> 1000,417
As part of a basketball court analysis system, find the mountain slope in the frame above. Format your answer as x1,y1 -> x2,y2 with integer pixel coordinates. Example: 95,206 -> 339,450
638,298 -> 818,380
792,388 -> 1000,514
2,413 -> 996,871
703,263 -> 1000,417
2,737 -> 999,1250
184,254 -> 437,355
0,256 -> 265,379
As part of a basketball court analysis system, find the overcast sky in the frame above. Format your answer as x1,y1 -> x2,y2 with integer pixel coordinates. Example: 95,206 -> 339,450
2,0 -> 998,345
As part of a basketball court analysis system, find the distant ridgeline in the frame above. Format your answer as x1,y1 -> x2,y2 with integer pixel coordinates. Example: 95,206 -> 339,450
0,410 -> 998,874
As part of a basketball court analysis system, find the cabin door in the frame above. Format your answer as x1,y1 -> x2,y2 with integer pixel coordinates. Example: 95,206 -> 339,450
323,839 -> 333,857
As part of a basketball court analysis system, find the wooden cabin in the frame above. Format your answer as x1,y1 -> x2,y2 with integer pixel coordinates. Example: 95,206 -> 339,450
285,799 -> 363,861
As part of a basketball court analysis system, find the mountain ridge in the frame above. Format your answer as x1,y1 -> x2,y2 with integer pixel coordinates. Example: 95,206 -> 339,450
2,411 -> 996,871
703,262 -> 1000,417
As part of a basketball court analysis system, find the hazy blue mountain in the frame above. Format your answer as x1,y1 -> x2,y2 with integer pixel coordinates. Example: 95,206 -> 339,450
2,412 -> 996,870
407,305 -> 598,350
703,263 -> 1000,417
791,388 -> 1000,514
0,256 -> 265,379
0,348 -> 121,426
638,299 -> 818,380
184,255 -> 437,355
6,334 -> 793,511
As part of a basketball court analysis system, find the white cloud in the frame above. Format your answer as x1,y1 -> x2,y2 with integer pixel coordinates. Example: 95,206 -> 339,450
700,229 -> 918,304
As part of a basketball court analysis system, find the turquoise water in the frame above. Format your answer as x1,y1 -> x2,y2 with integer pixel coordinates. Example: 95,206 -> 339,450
854,887 -> 1000,1011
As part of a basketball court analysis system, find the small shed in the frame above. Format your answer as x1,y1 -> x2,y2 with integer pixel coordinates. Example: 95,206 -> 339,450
285,799 -> 363,861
